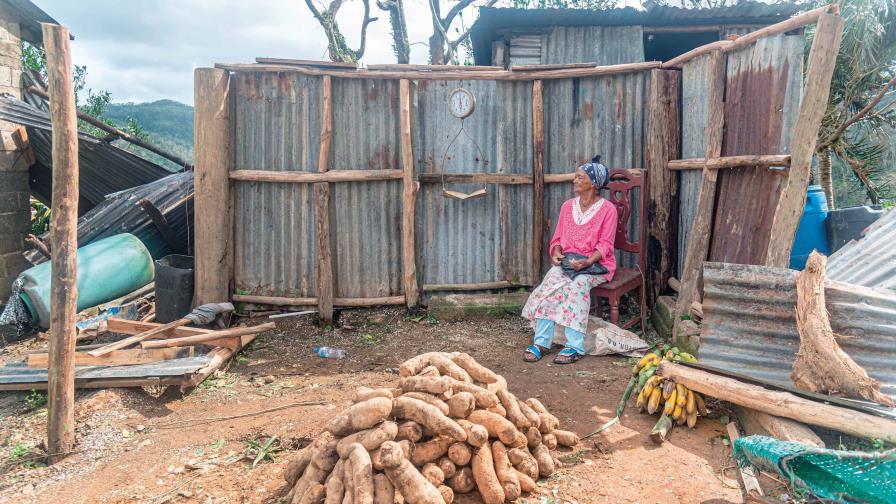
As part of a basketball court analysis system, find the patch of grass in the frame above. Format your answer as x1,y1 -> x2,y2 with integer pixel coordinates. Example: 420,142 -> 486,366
25,390 -> 47,410
359,333 -> 382,347
4,443 -> 43,470
406,313 -> 437,324
243,435 -> 283,468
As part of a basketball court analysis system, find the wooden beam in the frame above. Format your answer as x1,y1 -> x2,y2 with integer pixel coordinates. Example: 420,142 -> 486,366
545,169 -> 645,184
11,126 -> 35,166
532,79 -> 545,285
215,61 -> 663,81
193,68 -> 233,306
255,57 -> 360,69
25,233 -> 50,259
43,22 -> 79,466
733,406 -> 824,448
657,361 -> 896,444
725,422 -> 764,499
315,75 -> 334,324
416,173 -> 533,184
668,154 -> 790,171
88,317 -> 192,356
661,4 -> 840,69
141,323 -> 276,349
106,318 -> 211,338
366,63 -> 503,72
674,50 -> 726,337
765,14 -> 845,267
399,79 -> 419,309
646,69 -> 681,303
230,169 -> 403,183
231,294 -> 406,307
28,347 -> 184,368
422,281 -> 525,293
512,62 -> 597,71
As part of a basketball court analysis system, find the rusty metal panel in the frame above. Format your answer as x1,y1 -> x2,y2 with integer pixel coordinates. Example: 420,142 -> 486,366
827,209 -> 896,294
710,34 -> 804,264
331,79 -> 404,297
540,26 -> 644,65
414,79 -> 534,286
677,53 -> 715,276
700,262 -> 896,401
543,71 -> 649,272
232,72 -> 321,298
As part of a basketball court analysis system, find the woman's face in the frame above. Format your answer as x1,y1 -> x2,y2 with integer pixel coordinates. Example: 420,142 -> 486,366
573,168 -> 596,197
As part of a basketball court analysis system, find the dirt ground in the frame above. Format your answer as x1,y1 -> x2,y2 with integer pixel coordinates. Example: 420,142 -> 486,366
0,308 -> 790,504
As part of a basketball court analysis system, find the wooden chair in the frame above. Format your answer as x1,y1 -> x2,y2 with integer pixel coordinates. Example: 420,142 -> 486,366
590,168 -> 648,332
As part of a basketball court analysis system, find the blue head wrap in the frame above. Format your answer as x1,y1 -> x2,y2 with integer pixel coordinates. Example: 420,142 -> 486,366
580,155 -> 609,190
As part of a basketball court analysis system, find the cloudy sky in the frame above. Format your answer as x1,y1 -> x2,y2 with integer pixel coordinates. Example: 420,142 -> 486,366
37,0 -> 502,105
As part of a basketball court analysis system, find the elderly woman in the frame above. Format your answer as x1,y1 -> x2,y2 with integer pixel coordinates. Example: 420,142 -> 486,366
522,156 -> 617,364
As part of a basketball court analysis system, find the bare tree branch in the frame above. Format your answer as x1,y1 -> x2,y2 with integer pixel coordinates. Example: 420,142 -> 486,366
443,0 -> 482,27
448,0 -> 498,50
356,0 -> 376,59
302,0 -> 378,62
818,74 -> 896,152
834,144 -> 881,204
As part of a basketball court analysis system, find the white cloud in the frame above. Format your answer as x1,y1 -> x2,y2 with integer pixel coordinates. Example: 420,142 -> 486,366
37,0 -> 482,105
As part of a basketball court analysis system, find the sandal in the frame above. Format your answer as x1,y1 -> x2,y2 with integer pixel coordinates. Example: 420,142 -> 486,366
553,348 -> 583,364
523,344 -> 550,362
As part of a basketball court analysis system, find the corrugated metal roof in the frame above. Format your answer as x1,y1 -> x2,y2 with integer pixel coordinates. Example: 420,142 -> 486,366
699,262 -> 896,403
471,2 -> 802,64
0,93 -> 174,215
0,355 -> 210,385
1,0 -> 64,46
827,209 -> 896,294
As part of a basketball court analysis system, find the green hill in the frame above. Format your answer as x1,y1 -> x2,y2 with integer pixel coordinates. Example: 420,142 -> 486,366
104,99 -> 194,170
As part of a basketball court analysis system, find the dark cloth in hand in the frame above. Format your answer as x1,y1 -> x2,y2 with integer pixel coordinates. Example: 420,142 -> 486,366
560,252 -> 608,280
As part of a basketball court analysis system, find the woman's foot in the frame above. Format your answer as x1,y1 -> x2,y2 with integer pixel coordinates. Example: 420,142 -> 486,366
523,344 -> 550,362
553,347 -> 583,364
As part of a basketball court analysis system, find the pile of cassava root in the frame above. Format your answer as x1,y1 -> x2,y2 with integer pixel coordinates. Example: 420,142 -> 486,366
283,352 -> 580,504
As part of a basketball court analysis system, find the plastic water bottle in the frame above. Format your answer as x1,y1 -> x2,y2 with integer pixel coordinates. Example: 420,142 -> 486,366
312,345 -> 346,359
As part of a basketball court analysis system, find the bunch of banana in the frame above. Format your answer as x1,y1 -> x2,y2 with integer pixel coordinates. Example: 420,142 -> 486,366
633,345 -> 707,429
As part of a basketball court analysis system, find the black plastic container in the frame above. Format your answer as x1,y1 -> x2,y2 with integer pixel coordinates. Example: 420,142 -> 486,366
826,205 -> 883,253
154,254 -> 195,323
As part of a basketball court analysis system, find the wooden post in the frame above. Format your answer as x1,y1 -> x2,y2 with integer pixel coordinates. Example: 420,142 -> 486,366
193,68 -> 233,306
725,422 -> 763,499
765,14 -> 844,267
43,23 -> 78,465
315,76 -> 334,324
399,79 -> 419,309
531,80 -> 545,284
646,69 -> 681,303
674,50 -> 726,338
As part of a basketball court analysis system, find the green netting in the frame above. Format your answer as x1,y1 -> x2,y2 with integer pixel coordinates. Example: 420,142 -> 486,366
733,435 -> 896,503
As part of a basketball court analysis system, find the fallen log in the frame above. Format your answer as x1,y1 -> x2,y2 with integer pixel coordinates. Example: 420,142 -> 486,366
733,406 -> 824,448
140,322 -> 275,349
656,361 -> 896,443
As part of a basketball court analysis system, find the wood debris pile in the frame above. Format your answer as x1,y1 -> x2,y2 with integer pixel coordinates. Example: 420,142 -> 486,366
283,352 -> 579,504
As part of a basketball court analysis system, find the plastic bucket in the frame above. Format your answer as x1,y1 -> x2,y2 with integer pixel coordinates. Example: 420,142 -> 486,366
154,255 -> 195,323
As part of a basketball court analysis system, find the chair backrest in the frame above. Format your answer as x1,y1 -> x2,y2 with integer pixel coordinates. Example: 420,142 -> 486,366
604,168 -> 645,260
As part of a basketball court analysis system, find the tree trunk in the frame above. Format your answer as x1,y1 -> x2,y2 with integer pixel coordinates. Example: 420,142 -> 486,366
380,0 -> 410,64
429,32 -> 445,65
818,147 -> 834,209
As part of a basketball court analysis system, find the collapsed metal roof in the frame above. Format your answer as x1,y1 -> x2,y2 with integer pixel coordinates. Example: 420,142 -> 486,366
698,262 -> 896,406
470,2 -> 803,64
827,209 -> 896,294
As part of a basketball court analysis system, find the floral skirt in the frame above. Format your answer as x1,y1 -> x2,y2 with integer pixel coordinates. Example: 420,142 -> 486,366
522,266 -> 606,334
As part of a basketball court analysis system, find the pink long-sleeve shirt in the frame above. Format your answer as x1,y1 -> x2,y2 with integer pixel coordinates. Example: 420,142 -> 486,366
549,198 -> 617,282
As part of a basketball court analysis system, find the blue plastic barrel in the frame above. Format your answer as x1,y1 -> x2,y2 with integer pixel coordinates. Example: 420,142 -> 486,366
18,233 -> 155,328
789,185 -> 830,270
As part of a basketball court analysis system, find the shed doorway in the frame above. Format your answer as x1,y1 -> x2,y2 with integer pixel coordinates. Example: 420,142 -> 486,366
643,30 -> 720,62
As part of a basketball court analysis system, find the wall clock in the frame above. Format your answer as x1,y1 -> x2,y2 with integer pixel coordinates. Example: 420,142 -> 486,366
448,88 -> 475,119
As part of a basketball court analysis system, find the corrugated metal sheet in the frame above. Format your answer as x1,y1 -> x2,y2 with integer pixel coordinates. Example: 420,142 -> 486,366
232,71 -> 321,299
827,208 -> 896,293
0,94 -> 173,215
414,79 -> 534,286
540,26 -> 644,65
2,0 -> 62,46
544,72 -> 648,271
331,79 -> 403,297
509,35 -> 542,67
0,355 -> 211,385
710,34 -> 803,264
471,2 -> 802,64
677,53 -> 714,275
699,262 -> 896,401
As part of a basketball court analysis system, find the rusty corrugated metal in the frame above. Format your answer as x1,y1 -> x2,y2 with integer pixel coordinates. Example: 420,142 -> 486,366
827,208 -> 896,294
710,34 -> 803,264
699,262 -> 896,401
677,53 -> 714,275
231,71 -> 321,299
331,79 -> 403,297
414,79 -> 534,287
544,72 -> 649,271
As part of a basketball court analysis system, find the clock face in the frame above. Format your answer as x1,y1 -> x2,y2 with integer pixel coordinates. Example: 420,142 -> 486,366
448,89 -> 475,119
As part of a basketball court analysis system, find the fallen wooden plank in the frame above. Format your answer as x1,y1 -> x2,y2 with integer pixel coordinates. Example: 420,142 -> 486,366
141,323 -> 275,349
106,318 -> 212,338
88,317 -> 191,356
27,347 -> 186,368
657,361 -> 896,443
668,154 -> 790,171
733,406 -> 824,448
726,421 -> 764,500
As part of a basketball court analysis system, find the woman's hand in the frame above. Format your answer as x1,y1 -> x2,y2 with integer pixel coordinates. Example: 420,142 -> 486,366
551,247 -> 565,266
569,258 -> 591,271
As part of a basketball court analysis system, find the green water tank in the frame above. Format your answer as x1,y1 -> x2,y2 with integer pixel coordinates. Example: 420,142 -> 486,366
19,233 -> 155,328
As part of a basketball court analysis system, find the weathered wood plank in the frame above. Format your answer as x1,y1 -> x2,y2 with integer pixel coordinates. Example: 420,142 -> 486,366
399,79 -> 419,308
315,75 -> 334,324
532,79 -> 545,284
28,348 -> 184,368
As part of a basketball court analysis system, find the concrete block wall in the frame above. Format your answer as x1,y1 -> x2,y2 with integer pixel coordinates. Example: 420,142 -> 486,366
0,5 -> 27,303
